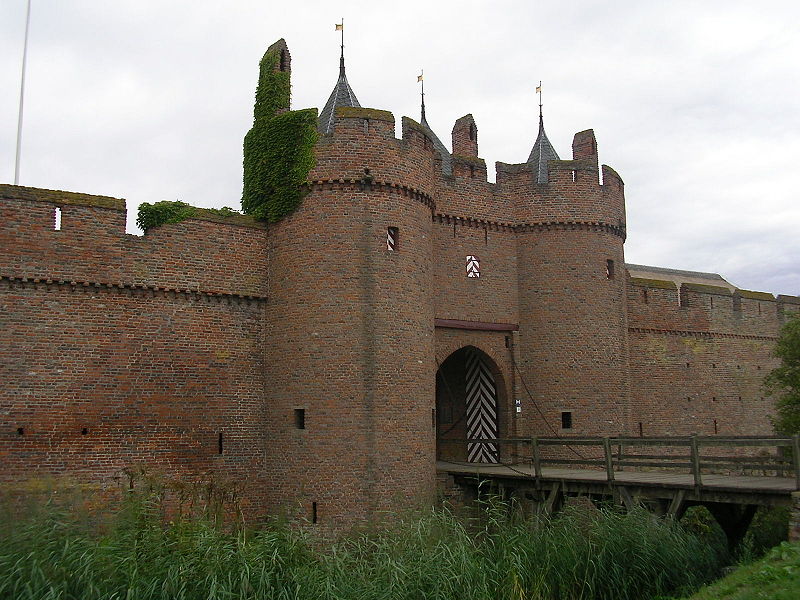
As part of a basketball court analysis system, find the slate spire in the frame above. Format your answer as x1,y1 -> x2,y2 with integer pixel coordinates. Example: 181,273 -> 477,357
319,20 -> 361,134
418,72 -> 452,176
527,82 -> 560,183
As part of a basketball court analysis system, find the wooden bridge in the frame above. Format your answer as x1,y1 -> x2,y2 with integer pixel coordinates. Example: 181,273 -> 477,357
437,435 -> 800,548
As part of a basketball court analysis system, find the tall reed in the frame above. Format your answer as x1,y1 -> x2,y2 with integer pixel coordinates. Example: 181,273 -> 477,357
0,490 -> 725,600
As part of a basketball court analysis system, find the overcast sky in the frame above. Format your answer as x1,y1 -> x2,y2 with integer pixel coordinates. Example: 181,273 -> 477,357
1,0 -> 798,296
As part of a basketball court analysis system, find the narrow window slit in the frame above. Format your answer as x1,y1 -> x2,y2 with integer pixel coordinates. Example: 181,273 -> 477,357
312,501 -> 318,524
561,411 -> 572,430
606,259 -> 615,279
294,408 -> 305,430
54,207 -> 62,231
218,432 -> 223,454
387,227 -> 398,251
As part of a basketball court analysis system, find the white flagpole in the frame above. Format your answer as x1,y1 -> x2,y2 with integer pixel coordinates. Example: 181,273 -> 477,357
14,0 -> 32,185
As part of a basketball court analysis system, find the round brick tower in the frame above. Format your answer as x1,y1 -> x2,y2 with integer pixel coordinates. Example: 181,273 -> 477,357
513,128 -> 631,439
263,104 -> 440,529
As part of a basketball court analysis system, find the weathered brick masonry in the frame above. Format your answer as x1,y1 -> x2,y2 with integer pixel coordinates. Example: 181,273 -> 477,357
1,39 -> 798,529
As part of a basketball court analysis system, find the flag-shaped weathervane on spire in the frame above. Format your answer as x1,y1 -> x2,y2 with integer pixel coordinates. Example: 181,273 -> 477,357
418,70 -> 426,122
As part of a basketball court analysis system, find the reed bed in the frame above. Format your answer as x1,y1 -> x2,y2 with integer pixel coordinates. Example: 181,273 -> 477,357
0,492 -> 726,600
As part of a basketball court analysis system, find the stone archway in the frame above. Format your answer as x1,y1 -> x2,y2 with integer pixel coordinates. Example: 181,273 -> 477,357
436,346 -> 504,463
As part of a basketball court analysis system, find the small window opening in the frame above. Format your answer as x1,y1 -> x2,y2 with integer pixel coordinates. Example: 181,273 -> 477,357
561,411 -> 573,430
712,363 -> 716,369
469,165 -> 475,178
713,419 -> 718,434
54,207 -> 62,230
387,226 -> 399,251
504,336 -> 511,348
571,170 -> 577,183
294,408 -> 306,430
363,118 -> 369,134
712,396 -> 716,402
218,432 -> 223,454
686,362 -> 690,368
17,427 -> 24,436
312,501 -> 318,524
757,365 -> 761,370
737,364 -> 741,369
710,297 -> 714,308
643,289 -> 649,304
466,255 -> 480,278
81,427 -> 88,435
686,396 -> 691,402
469,122 -> 476,141
606,259 -> 615,279
758,303 -> 762,315
279,49 -> 287,72
738,396 -> 742,401
638,422 -> 643,437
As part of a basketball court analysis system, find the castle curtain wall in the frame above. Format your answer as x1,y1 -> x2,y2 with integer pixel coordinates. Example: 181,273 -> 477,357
0,188 -> 269,511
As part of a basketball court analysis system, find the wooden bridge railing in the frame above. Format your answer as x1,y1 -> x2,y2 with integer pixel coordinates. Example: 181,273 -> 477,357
438,435 -> 800,491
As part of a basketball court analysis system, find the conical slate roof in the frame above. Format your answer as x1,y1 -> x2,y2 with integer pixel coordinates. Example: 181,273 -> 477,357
319,56 -> 360,134
420,111 -> 452,176
527,113 -> 560,183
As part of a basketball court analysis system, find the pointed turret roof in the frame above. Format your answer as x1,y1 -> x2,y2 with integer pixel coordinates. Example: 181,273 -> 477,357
417,79 -> 452,176
419,112 -> 452,177
527,99 -> 560,183
318,46 -> 360,134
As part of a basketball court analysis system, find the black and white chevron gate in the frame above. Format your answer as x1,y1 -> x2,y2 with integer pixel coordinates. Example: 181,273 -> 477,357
464,348 -> 498,463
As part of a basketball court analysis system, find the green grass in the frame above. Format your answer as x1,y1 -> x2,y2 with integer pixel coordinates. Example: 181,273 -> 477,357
0,491 -> 731,600
684,541 -> 800,600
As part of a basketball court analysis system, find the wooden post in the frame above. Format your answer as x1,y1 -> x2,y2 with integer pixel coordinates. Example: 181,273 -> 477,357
690,435 -> 703,489
792,435 -> 800,491
532,436 -> 542,479
603,437 -> 615,482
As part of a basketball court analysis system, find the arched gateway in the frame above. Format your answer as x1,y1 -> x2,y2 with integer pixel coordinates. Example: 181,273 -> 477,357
436,346 -> 503,463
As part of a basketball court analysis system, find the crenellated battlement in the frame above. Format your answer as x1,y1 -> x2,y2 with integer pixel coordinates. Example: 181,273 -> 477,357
0,184 -> 267,298
627,274 -> 800,338
314,100 -> 627,230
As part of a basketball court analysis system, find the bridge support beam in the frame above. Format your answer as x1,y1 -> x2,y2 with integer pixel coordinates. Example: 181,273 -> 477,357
706,502 -> 757,551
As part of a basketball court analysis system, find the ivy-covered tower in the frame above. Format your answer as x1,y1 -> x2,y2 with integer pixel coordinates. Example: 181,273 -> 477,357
254,40 -> 438,529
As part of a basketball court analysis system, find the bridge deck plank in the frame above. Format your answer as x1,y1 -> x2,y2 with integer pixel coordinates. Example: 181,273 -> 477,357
436,461 -> 796,494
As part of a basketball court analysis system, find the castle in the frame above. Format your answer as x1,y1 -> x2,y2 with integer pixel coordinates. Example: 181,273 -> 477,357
2,39 -> 798,529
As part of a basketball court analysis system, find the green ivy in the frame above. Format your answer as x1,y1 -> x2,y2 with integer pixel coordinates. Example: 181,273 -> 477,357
136,201 -> 241,231
136,200 -> 196,231
241,41 -> 318,223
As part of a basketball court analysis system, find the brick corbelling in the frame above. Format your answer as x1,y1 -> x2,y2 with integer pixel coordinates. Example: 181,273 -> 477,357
629,326 -> 777,342
433,212 -> 626,239
304,179 -> 434,209
0,275 -> 267,304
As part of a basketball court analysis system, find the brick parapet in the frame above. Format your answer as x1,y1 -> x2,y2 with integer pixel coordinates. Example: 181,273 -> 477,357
0,191 -> 267,297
